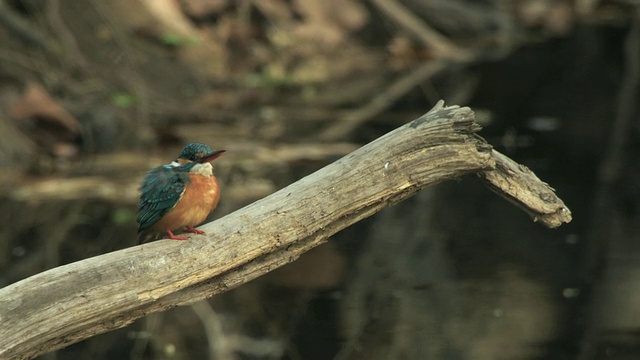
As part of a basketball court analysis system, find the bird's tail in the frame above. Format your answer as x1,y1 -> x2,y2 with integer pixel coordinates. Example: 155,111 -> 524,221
137,231 -> 154,245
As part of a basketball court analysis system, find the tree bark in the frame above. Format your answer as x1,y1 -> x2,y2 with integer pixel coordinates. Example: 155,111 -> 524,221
0,102 -> 571,359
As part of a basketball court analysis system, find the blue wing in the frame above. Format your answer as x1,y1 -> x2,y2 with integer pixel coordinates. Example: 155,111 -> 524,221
137,164 -> 191,235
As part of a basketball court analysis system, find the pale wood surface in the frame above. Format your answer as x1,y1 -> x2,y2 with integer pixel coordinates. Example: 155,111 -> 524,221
0,102 -> 571,359
479,150 -> 573,228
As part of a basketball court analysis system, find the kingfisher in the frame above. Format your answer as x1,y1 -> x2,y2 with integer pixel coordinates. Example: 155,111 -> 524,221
137,143 -> 225,243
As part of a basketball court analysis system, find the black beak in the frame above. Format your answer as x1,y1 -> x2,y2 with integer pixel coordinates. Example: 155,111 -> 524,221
198,150 -> 226,163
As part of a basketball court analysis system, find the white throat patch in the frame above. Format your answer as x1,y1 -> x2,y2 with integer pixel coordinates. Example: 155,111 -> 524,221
189,162 -> 213,177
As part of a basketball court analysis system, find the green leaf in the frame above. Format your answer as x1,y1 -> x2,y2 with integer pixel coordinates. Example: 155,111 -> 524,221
112,207 -> 135,225
111,92 -> 136,108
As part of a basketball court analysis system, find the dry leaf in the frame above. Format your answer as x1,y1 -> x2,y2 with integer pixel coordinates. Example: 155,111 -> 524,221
10,82 -> 81,138
181,0 -> 228,19
292,0 -> 368,45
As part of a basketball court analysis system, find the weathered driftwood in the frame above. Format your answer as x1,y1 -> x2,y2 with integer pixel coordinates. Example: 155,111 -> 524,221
478,150 -> 572,228
0,102 -> 571,359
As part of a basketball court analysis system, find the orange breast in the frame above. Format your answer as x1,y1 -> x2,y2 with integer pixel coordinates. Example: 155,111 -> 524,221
151,174 -> 220,233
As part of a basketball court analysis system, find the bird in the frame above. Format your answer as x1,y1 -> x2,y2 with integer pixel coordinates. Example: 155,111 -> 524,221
137,143 -> 225,243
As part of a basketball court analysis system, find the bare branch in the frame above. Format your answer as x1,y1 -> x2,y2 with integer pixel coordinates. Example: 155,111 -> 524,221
0,102 -> 570,359
320,61 -> 447,140
479,150 -> 572,228
370,0 -> 471,60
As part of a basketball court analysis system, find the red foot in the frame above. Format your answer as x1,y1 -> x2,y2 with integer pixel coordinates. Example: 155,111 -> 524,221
165,230 -> 189,241
185,226 -> 205,235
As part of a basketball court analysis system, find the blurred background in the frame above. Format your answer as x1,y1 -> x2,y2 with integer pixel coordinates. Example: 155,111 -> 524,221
0,0 -> 638,359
